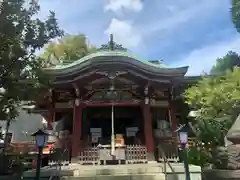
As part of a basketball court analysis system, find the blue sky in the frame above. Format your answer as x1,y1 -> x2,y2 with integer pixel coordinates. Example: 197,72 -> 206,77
38,0 -> 240,75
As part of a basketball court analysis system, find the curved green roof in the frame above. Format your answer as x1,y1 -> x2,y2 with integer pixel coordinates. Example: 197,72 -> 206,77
45,50 -> 168,69
43,50 -> 188,77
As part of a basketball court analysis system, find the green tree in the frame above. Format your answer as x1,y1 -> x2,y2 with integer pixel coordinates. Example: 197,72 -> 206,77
41,33 -> 97,66
210,51 -> 240,75
184,67 -> 240,168
232,0 -> 240,33
0,0 -> 63,151
185,68 -> 240,119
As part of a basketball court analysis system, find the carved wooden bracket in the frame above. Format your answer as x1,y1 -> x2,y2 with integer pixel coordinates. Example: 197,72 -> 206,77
95,71 -> 127,80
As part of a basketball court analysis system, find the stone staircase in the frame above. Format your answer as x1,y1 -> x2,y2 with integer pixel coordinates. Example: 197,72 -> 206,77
23,163 -> 166,180
23,163 -> 202,180
61,174 -> 165,180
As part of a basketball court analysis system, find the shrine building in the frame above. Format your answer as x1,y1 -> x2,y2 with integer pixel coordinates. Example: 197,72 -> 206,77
30,35 -> 196,163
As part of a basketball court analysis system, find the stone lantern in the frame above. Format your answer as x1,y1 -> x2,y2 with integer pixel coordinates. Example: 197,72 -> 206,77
204,114 -> 240,180
225,114 -> 240,170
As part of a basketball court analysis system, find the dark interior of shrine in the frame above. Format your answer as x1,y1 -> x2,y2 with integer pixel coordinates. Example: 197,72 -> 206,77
54,106 -> 172,143
83,106 -> 144,145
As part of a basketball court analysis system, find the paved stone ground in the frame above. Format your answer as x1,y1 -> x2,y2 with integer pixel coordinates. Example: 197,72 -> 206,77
23,163 -> 202,180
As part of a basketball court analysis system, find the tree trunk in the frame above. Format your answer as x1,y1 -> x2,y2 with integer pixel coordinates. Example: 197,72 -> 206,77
3,119 -> 11,154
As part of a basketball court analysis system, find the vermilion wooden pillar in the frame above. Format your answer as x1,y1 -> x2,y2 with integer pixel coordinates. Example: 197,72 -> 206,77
168,87 -> 177,136
142,104 -> 154,160
71,100 -> 83,157
168,102 -> 177,136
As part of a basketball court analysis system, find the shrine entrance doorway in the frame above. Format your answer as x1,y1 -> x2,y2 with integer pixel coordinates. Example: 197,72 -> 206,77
82,106 -> 144,147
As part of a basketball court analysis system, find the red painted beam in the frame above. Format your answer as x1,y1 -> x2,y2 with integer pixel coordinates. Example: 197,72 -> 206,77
83,101 -> 141,107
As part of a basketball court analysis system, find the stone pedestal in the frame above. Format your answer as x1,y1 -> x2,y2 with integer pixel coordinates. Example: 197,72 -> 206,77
203,169 -> 240,180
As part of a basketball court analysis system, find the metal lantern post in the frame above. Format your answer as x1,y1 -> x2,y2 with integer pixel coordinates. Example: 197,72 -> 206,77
31,129 -> 49,180
179,129 -> 191,180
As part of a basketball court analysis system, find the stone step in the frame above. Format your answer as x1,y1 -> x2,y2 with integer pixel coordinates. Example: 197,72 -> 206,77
62,174 -> 165,180
73,165 -> 163,176
23,174 -> 166,180
23,165 -> 164,179
23,163 -> 202,180
23,164 -> 165,178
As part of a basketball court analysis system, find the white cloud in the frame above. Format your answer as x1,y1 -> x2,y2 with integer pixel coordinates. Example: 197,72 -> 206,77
36,0 -> 236,77
104,18 -> 142,48
104,0 -> 143,13
142,0 -> 223,36
102,0 -> 226,54
170,36 -> 240,75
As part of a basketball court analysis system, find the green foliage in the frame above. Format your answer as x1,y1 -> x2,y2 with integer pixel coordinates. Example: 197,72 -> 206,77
184,67 -> 240,167
232,0 -> 240,33
41,33 -> 98,65
187,120 -> 231,168
210,51 -> 240,75
194,120 -> 226,146
185,67 -> 240,120
0,0 -> 63,119
187,147 -> 211,167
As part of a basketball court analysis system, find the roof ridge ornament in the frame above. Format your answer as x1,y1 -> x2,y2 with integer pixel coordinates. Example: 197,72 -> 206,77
99,34 -> 127,51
